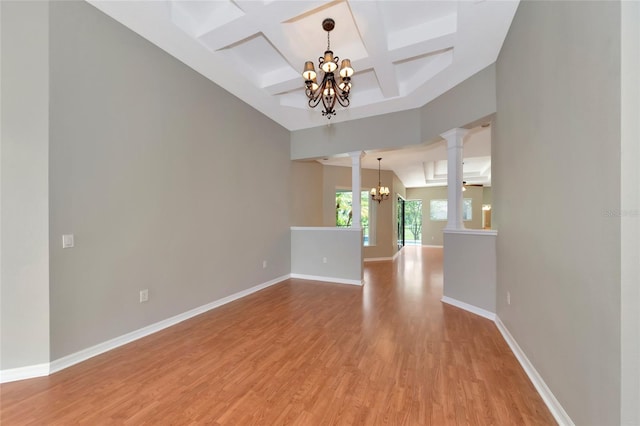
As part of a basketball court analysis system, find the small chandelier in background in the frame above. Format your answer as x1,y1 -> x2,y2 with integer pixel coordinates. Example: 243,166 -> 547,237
371,158 -> 390,203
302,18 -> 354,119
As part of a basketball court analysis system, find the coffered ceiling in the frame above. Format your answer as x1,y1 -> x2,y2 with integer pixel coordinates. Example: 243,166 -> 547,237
88,0 -> 519,131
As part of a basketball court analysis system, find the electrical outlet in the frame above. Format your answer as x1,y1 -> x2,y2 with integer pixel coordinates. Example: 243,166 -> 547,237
262,260 -> 267,269
507,291 -> 511,305
140,289 -> 149,303
322,257 -> 327,264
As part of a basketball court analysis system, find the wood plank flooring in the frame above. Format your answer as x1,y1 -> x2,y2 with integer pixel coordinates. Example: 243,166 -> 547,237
0,246 -> 556,425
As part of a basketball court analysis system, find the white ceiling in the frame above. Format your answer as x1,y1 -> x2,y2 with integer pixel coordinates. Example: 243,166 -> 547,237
88,0 -> 519,131
318,124 -> 492,188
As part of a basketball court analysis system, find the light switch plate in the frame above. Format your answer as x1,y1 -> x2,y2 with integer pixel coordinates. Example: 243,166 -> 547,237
62,234 -> 74,249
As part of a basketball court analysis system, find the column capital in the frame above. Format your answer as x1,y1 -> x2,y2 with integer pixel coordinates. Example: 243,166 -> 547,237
440,128 -> 469,145
348,151 -> 365,162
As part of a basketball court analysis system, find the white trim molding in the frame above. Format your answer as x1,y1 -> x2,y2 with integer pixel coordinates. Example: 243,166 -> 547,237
364,257 -> 393,262
441,296 -> 496,321
440,298 -> 574,425
1,275 -> 290,383
392,247 -> 403,261
290,226 -> 361,232
443,229 -> 497,236
495,316 -> 575,426
290,273 -> 363,286
422,244 -> 444,248
0,363 -> 49,383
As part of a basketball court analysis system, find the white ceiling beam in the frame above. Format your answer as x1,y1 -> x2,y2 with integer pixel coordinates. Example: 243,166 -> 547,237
348,1 -> 400,98
197,19 -> 260,52
388,34 -> 455,63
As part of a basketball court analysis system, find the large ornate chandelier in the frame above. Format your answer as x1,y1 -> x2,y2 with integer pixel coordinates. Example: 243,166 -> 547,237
301,18 -> 354,119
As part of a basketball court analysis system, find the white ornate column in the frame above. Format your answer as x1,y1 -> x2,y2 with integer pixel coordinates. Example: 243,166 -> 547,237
349,151 -> 364,228
441,128 -> 468,230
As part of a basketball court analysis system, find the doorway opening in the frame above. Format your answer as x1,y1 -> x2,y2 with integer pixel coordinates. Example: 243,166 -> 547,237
397,196 -> 405,249
404,200 -> 422,245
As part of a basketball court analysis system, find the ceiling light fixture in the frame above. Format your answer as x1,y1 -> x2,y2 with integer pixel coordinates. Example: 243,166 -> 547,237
371,158 -> 390,203
302,18 -> 353,119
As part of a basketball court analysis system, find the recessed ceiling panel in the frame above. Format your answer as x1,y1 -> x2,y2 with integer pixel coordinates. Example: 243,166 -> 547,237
219,33 -> 298,88
170,1 -> 245,38
282,1 -> 368,64
379,1 -> 458,34
278,89 -> 312,110
350,70 -> 384,106
395,49 -> 453,95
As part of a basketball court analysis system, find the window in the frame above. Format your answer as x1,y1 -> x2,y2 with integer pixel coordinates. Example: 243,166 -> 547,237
336,190 -> 375,246
429,199 -> 472,221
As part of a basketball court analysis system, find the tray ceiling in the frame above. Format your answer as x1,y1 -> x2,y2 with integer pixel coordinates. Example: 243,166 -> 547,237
88,0 -> 518,131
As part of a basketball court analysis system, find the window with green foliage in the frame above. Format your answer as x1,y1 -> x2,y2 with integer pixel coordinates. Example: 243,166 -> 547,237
429,199 -> 472,221
336,190 -> 373,246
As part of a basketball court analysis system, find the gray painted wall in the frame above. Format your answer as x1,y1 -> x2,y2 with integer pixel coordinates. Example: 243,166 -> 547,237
47,1 -> 291,359
0,1 -> 51,370
291,228 -> 362,282
419,64 -> 496,144
290,161 -> 323,227
290,65 -> 496,161
443,232 -> 496,314
494,2 -> 621,424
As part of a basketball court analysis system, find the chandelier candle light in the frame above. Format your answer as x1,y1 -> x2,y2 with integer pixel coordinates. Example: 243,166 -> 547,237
371,158 -> 390,203
302,18 -> 354,119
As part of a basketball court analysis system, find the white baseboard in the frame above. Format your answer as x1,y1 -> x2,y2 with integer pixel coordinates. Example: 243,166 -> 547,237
2,275 -> 290,383
290,273 -> 363,286
440,298 -> 573,424
0,363 -> 49,383
392,248 -> 402,260
422,244 -> 444,248
495,316 -> 574,426
441,296 -> 496,321
364,257 -> 393,262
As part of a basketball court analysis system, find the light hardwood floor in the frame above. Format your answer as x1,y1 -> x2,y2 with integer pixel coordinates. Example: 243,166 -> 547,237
0,246 -> 556,425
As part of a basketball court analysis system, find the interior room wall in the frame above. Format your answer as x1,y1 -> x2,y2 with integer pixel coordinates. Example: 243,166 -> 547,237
482,187 -> 492,205
494,2 -> 621,424
290,65 -> 496,161
321,165 -> 398,259
406,186 -> 483,246
290,160 -> 323,227
0,0 -> 51,370
48,1 -> 291,359
620,1 -> 640,423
